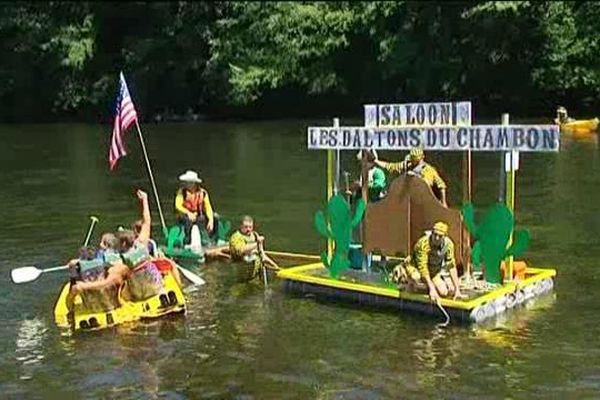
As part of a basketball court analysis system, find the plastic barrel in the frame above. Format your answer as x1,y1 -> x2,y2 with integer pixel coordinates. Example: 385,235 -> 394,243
515,289 -> 525,305
470,305 -> 487,322
506,293 -> 516,309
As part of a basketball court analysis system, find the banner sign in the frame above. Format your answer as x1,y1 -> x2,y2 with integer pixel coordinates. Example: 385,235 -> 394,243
364,101 -> 472,127
307,125 -> 560,152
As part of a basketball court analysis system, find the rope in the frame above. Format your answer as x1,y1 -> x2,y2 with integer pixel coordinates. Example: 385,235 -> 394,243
436,298 -> 450,327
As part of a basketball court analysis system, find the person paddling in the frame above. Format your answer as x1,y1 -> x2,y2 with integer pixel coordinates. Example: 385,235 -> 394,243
229,215 -> 279,270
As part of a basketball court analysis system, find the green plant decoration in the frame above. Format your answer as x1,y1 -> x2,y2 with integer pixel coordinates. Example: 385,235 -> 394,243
166,225 -> 186,251
314,194 -> 365,278
462,202 -> 530,284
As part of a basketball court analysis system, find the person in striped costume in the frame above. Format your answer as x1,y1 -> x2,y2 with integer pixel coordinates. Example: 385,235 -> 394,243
373,147 -> 448,207
392,222 -> 465,302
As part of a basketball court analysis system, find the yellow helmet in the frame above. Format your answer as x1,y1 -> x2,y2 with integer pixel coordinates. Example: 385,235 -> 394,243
409,147 -> 424,162
433,221 -> 448,236
557,106 -> 567,114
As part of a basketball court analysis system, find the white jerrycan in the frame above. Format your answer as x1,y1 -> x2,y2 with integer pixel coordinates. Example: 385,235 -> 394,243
190,225 -> 203,255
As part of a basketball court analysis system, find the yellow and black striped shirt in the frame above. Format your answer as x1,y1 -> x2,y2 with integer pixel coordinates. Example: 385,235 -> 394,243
379,160 -> 446,191
412,233 -> 456,280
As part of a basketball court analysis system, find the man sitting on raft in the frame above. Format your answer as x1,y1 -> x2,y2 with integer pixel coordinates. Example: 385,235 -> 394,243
175,170 -> 220,245
373,147 -> 448,207
229,215 -> 280,270
391,222 -> 465,302
554,106 -> 574,124
71,190 -> 176,300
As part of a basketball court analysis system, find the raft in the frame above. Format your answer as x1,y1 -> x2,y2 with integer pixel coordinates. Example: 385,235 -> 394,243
559,118 -> 599,134
53,270 -> 186,331
160,246 -> 205,263
277,262 -> 556,323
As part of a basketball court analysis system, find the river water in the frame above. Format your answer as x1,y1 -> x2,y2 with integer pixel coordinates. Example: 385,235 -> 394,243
0,119 -> 599,399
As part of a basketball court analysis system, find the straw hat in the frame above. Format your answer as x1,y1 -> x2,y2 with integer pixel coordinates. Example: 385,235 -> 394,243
178,170 -> 203,184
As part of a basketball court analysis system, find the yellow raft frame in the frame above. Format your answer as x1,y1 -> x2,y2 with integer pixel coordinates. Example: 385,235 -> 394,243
277,262 -> 556,323
53,271 -> 186,331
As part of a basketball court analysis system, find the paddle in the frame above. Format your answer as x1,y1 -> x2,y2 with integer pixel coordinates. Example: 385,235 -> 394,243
176,264 -> 206,286
10,215 -> 100,284
83,216 -> 99,247
254,232 -> 268,287
11,265 -> 69,284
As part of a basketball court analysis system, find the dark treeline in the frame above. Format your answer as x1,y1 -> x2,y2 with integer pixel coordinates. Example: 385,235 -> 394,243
1,1 -> 599,123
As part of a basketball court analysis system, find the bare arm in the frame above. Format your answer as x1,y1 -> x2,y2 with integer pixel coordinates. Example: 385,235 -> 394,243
136,190 -> 151,243
73,270 -> 124,293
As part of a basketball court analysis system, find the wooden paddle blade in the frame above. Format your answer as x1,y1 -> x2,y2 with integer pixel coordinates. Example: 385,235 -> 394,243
176,265 -> 206,286
11,266 -> 43,284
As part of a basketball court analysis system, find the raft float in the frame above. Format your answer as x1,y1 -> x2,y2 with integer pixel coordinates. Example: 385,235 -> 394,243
277,101 -> 560,323
54,268 -> 186,332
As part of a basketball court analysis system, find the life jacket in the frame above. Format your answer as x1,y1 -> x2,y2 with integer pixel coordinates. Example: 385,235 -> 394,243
120,244 -> 164,301
78,258 -> 107,282
182,189 -> 205,214
121,244 -> 153,271
77,252 -> 121,312
232,230 -> 258,263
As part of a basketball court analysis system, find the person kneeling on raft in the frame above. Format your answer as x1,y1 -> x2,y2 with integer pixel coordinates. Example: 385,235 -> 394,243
175,170 -> 220,245
65,233 -> 123,313
70,190 -> 171,301
229,215 -> 280,270
392,222 -> 465,302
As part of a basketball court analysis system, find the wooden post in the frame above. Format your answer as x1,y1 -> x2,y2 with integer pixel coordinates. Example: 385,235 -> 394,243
334,118 -> 340,196
360,149 -> 369,270
502,113 -> 516,282
326,118 -> 339,259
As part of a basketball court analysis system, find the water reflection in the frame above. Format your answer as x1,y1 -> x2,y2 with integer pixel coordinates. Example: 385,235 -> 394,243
412,325 -> 462,391
15,318 -> 48,380
471,293 -> 557,351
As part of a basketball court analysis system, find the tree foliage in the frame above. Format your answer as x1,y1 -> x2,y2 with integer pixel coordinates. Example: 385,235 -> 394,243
1,1 -> 600,122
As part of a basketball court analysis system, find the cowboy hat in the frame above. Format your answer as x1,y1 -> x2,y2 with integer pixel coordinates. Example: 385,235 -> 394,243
178,170 -> 203,184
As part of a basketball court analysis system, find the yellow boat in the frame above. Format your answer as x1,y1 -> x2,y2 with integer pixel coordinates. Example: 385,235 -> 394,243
557,118 -> 599,134
53,270 -> 186,331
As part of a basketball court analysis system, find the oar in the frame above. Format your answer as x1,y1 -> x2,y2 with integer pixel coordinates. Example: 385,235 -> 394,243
11,216 -> 100,284
83,216 -> 99,247
11,265 -> 68,284
176,264 -> 206,286
254,232 -> 268,287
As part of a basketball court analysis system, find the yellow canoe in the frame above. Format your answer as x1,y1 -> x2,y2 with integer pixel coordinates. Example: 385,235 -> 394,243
53,270 -> 186,332
558,118 -> 599,134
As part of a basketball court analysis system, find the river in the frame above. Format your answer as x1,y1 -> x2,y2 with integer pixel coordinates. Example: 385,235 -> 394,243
0,119 -> 599,399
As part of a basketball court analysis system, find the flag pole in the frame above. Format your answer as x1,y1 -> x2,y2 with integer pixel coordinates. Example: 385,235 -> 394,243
134,120 -> 168,237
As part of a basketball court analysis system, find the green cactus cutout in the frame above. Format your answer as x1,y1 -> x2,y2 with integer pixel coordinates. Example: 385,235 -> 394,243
462,202 -> 530,284
314,194 -> 365,278
166,225 -> 186,251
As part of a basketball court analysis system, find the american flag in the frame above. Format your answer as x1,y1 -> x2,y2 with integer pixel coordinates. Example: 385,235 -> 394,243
109,72 -> 138,170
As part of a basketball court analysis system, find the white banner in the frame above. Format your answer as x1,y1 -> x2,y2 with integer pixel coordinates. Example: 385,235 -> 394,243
364,101 -> 472,127
307,125 -> 560,152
